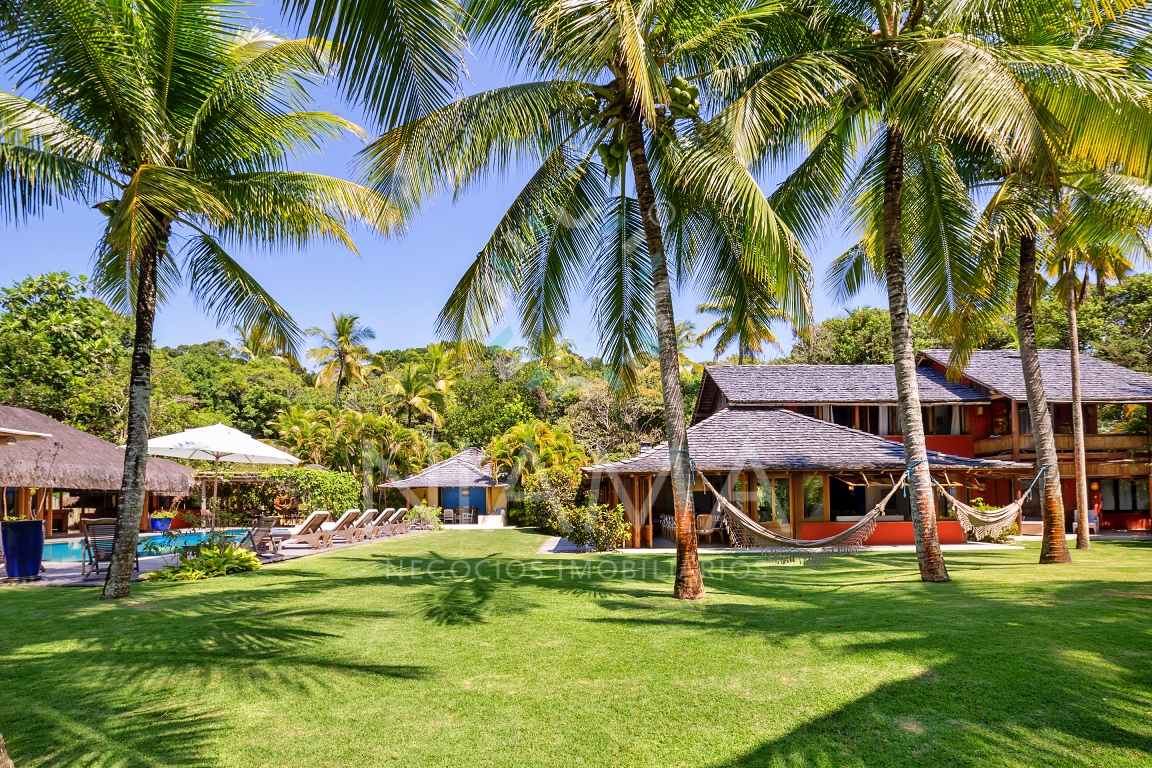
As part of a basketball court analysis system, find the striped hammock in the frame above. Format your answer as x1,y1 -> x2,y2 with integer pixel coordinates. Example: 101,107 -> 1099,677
697,473 -> 907,567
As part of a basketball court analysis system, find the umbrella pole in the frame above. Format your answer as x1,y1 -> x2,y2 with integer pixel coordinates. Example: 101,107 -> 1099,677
213,455 -> 220,530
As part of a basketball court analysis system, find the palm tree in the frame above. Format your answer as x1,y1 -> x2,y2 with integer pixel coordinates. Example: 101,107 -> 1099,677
750,0 -> 1152,578
0,0 -> 397,599
1043,172 -> 1152,549
697,278 -> 786,364
306,314 -> 377,407
234,322 -> 302,367
358,0 -> 822,598
385,362 -> 446,428
270,405 -> 334,465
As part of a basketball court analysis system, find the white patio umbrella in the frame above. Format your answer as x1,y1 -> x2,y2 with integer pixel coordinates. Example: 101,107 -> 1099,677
147,423 -> 300,515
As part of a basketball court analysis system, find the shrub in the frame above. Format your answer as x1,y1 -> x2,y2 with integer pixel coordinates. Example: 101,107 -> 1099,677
149,509 -> 177,519
260,466 -> 360,515
555,503 -> 629,552
518,466 -> 582,530
590,503 -> 630,552
405,505 -> 443,530
145,543 -> 261,582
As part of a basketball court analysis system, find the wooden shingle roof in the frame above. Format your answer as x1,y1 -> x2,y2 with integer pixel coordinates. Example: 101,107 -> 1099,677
380,448 -> 506,489
586,407 -> 1025,474
919,349 -> 1152,403
700,363 -> 987,409
0,407 -> 195,494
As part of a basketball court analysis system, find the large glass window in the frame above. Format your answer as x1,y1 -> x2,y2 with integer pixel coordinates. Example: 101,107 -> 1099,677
1103,481 -> 1116,511
803,476 -> 826,520
757,478 -> 790,525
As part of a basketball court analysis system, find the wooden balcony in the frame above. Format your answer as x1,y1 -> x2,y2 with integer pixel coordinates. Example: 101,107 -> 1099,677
974,433 -> 1151,457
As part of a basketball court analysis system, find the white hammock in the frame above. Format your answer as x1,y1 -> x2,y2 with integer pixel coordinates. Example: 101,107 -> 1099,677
932,464 -> 1051,541
697,473 -> 907,567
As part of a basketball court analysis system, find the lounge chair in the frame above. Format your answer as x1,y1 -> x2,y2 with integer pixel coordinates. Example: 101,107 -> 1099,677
273,511 -> 334,549
363,508 -> 393,539
388,507 -> 410,535
81,518 -> 138,580
322,509 -> 361,542
237,515 -> 281,555
345,510 -> 377,542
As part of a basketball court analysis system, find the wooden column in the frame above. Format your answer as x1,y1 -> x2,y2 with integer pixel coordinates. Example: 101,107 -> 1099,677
635,474 -> 645,545
1010,400 -> 1020,461
644,476 -> 653,547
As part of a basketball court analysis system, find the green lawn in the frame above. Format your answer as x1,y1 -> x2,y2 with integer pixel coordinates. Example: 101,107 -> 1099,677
2,530 -> 1151,767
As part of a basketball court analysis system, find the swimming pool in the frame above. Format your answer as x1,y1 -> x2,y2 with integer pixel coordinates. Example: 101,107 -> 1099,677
42,530 -> 243,563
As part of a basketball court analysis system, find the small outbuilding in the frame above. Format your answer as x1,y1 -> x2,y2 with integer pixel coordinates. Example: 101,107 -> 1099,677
380,447 -> 509,526
0,406 -> 196,535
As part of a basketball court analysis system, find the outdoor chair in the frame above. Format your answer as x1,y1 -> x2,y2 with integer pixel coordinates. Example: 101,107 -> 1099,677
696,514 -> 717,544
442,509 -> 456,524
363,508 -> 393,539
321,510 -> 361,542
459,508 -> 474,524
389,508 -> 410,535
272,511 -> 334,549
1073,510 -> 1100,535
237,515 -> 281,555
345,510 -> 377,542
81,518 -> 138,580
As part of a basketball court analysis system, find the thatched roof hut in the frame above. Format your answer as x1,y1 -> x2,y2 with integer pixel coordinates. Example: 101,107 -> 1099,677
0,406 -> 195,494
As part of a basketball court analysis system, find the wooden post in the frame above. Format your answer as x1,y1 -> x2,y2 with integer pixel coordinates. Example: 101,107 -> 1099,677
1011,400 -> 1020,461
630,475 -> 641,548
644,476 -> 653,547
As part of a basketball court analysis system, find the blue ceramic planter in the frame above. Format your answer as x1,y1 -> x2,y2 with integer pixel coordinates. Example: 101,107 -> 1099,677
2,519 -> 45,581
150,517 -> 172,532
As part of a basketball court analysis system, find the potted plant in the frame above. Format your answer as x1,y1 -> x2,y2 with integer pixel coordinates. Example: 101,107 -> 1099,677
1,514 -> 45,581
149,509 -> 176,531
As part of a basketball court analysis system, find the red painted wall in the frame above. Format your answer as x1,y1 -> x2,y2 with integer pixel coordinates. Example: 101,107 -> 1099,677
801,520 -> 966,545
884,433 -> 976,458
1101,512 -> 1152,531
969,403 -> 993,440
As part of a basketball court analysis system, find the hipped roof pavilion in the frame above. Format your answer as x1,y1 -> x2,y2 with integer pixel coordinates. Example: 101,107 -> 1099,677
0,406 -> 195,494
380,447 -> 507,490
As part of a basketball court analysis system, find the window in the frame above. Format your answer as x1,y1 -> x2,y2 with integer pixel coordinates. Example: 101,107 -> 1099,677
861,406 -> 880,435
1017,404 -> 1032,435
803,476 -> 826,520
798,406 -> 818,419
832,406 -> 856,428
1098,479 -> 1149,512
1119,480 -> 1133,511
1139,481 -> 1150,512
991,401 -> 1010,436
757,478 -> 790,525
1102,481 -> 1116,511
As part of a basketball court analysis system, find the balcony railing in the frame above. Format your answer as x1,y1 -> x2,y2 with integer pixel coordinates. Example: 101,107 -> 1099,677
974,433 -> 1150,456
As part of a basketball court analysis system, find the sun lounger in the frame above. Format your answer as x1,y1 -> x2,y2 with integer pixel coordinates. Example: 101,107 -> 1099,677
237,515 -> 280,554
322,509 -> 361,542
388,507 -> 410,535
345,510 -> 377,542
81,518 -> 138,580
272,511 -> 334,549
363,508 -> 394,539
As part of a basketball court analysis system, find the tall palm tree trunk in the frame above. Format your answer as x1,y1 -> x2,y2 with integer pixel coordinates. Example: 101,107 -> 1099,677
334,359 -> 345,407
103,235 -> 167,599
880,124 -> 949,582
624,112 -> 703,599
1065,270 -> 1090,549
1017,234 -> 1071,563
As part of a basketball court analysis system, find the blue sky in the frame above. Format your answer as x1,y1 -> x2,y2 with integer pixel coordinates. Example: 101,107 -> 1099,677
0,1 -> 887,362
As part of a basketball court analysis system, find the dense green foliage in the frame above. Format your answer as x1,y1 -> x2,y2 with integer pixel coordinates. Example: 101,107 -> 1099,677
260,467 -> 362,515
0,273 -> 131,440
144,544 -> 262,582
2,532 -> 1151,765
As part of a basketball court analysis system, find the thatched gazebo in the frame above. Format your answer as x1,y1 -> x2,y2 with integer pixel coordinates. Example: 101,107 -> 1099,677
0,406 -> 196,535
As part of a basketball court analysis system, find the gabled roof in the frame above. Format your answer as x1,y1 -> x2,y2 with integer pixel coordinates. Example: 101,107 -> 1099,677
379,447 -> 505,489
0,407 -> 195,494
698,363 -> 987,412
919,349 -> 1152,403
586,407 -> 1025,474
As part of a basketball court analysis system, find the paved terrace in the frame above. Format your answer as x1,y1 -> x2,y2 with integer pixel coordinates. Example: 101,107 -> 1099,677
6,528 -> 431,588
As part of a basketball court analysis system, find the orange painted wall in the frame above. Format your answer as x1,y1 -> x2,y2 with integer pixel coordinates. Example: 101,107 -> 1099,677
801,520 -> 966,545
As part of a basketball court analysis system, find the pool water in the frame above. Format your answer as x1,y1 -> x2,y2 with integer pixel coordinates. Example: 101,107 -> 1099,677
43,530 -> 242,563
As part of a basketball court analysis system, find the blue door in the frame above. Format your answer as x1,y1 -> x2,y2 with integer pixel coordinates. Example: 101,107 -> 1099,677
441,487 -> 460,509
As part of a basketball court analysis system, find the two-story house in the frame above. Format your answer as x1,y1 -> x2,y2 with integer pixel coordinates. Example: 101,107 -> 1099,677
583,348 -> 1152,547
